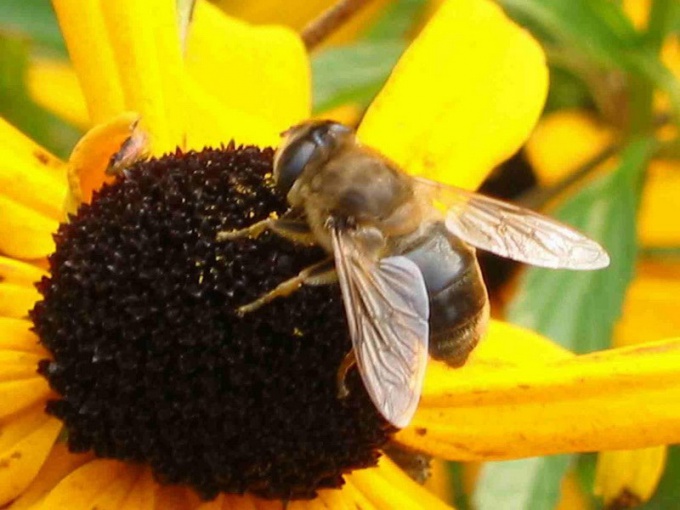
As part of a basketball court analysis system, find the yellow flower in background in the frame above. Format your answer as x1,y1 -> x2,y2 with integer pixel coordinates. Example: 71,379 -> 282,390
1,0 -> 680,509
522,2 -> 680,506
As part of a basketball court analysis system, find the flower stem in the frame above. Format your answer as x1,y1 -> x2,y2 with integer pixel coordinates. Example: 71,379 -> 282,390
301,0 -> 375,51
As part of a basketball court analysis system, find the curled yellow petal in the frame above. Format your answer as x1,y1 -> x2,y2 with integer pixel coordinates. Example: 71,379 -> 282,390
66,112 -> 144,212
8,442 -> 92,510
99,1 -> 181,153
52,0 -> 126,124
595,447 -> 666,508
0,405 -> 62,506
398,338 -> 680,460
358,0 -> 548,189
348,456 -> 451,510
27,59 -> 90,129
186,0 -> 310,143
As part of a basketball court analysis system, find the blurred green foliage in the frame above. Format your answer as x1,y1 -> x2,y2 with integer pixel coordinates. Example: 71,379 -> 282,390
0,0 -> 79,158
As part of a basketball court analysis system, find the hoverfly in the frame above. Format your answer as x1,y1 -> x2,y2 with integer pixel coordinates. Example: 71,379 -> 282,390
218,121 -> 609,428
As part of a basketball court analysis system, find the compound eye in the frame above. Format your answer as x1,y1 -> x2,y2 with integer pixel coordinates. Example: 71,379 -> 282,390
273,138 -> 318,194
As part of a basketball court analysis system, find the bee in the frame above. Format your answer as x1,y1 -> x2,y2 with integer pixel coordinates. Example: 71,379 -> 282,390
218,120 -> 610,428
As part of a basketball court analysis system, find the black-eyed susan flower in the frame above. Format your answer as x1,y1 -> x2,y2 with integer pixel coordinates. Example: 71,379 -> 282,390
2,0 -> 680,509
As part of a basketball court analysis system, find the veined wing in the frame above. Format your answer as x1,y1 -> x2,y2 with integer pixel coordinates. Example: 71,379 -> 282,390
331,227 -> 429,428
413,177 -> 610,270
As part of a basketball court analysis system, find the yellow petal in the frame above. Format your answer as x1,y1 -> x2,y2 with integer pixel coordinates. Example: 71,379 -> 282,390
0,118 -> 64,173
357,0 -> 548,189
0,147 -> 66,221
622,0 -> 650,30
40,459 -> 141,509
468,320 -> 571,367
8,442 -> 92,510
0,283 -> 41,320
99,0 -> 182,153
119,469 -> 157,510
638,159 -> 680,246
314,103 -> 363,128
398,338 -> 680,460
0,258 -> 46,288
525,109 -> 615,186
52,0 -> 126,124
0,405 -> 62,506
423,458 -> 454,505
348,455 -> 451,510
555,469 -> 590,510
0,196 -> 57,259
66,112 -> 143,211
186,0 -> 310,142
595,447 -> 666,507
183,76 -> 282,149
0,318 -> 43,353
154,485 -> 202,510
0,118 -> 67,219
27,59 -> 90,129
615,264 -> 680,346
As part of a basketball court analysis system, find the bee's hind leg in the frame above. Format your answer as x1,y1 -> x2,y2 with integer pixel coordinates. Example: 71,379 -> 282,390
336,350 -> 357,399
236,257 -> 336,315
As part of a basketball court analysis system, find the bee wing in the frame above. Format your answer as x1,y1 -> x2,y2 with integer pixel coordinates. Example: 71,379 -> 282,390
331,227 -> 429,428
413,177 -> 610,270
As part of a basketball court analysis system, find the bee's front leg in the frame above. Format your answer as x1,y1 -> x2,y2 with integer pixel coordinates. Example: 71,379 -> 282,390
236,257 -> 336,315
216,210 -> 316,245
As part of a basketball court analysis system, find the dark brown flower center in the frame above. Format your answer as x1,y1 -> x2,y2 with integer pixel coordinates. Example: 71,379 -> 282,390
30,145 -> 393,501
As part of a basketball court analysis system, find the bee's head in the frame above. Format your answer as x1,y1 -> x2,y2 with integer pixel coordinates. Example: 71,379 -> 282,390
273,120 -> 353,194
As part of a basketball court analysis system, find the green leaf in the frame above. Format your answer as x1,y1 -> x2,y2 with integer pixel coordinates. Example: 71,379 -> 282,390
498,0 -> 680,121
544,65 -> 594,113
638,446 -> 680,509
311,0 -> 428,114
312,40 -> 405,113
507,138 -> 656,352
474,455 -> 574,510
364,0 -> 426,41
0,34 -> 81,159
575,453 -> 603,510
0,0 -> 65,55
449,462 -> 472,510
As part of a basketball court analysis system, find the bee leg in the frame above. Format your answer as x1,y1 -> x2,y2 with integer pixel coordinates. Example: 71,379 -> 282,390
217,212 -> 316,245
216,217 -> 276,241
336,349 -> 357,399
236,258 -> 336,315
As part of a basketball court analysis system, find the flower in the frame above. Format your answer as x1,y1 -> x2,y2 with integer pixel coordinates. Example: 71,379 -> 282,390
522,0 -> 680,502
2,0 -> 680,508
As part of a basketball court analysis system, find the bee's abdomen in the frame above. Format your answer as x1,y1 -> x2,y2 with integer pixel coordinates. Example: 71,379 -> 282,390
399,223 -> 489,367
